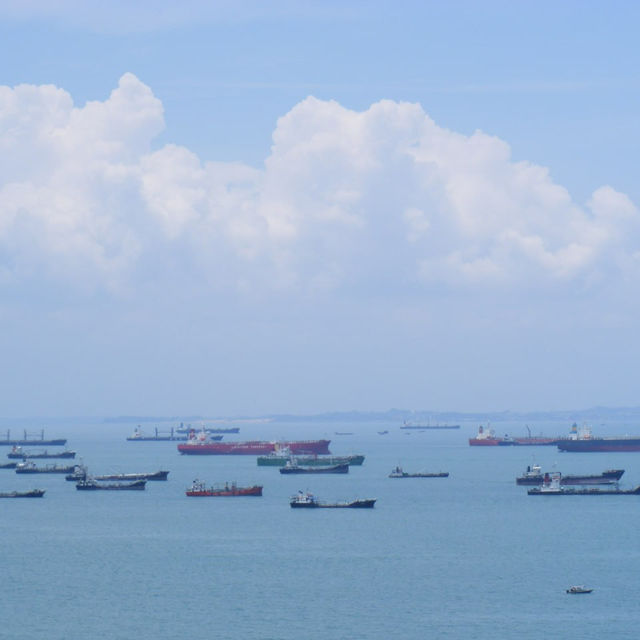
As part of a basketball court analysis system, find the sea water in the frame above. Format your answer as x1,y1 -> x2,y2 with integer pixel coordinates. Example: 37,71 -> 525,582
1,418 -> 640,639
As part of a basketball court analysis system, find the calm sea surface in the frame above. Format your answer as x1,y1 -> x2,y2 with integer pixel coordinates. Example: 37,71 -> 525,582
2,418 -> 640,639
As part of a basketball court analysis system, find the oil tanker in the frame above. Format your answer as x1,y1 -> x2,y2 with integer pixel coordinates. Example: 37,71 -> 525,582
556,425 -> 640,452
178,431 -> 331,455
469,425 -> 565,446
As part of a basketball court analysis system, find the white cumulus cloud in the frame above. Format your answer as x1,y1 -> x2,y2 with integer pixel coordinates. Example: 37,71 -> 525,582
0,73 -> 638,300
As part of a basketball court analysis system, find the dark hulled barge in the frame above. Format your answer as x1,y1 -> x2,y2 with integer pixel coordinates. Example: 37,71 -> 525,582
290,491 -> 375,508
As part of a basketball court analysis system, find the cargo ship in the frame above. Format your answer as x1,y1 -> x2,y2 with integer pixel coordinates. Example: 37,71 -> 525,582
126,427 -> 222,442
0,430 -> 66,447
178,433 -> 330,455
186,479 -> 262,496
516,465 -> 624,485
0,489 -> 45,498
388,466 -> 449,478
469,425 -> 566,446
290,491 -> 375,508
279,462 -> 348,474
76,479 -> 146,490
15,462 -> 76,474
8,447 -> 76,459
257,450 -> 364,466
527,472 -> 640,495
401,421 -> 460,430
557,426 -> 640,452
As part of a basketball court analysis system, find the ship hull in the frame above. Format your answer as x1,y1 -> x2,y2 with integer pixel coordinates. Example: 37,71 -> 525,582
178,439 -> 331,455
0,439 -> 66,447
76,480 -> 146,490
258,454 -> 364,467
186,486 -> 262,497
558,439 -> 640,452
290,499 -> 375,508
0,489 -> 45,498
280,463 -> 348,474
529,486 -> 640,495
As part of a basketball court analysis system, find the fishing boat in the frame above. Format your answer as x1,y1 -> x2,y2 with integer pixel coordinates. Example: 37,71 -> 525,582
279,461 -> 349,474
290,491 -> 375,508
7,446 -> 76,459
566,585 -> 593,594
185,479 -> 262,496
75,479 -> 146,490
0,489 -> 45,498
388,466 -> 449,478
15,461 -> 76,474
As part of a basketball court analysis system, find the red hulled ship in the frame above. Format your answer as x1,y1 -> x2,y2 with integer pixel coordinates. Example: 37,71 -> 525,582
178,430 -> 331,455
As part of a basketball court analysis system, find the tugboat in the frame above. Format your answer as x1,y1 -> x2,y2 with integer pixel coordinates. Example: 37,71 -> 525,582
185,479 -> 263,497
289,491 -> 376,508
388,466 -> 449,478
566,585 -> 593,594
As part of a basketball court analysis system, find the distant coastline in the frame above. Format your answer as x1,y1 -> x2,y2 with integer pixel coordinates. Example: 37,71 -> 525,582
102,406 -> 640,424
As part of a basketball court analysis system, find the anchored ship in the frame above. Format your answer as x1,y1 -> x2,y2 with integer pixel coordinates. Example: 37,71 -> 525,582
8,447 -> 76,459
290,491 -> 375,508
557,425 -> 640,452
516,464 -> 624,485
0,489 -> 45,498
15,462 -> 76,474
0,430 -> 66,447
257,450 -> 364,467
469,425 -> 567,446
76,479 -> 146,490
279,462 -> 348,474
186,479 -> 262,496
527,472 -> 640,495
388,466 -> 449,478
178,432 -> 330,455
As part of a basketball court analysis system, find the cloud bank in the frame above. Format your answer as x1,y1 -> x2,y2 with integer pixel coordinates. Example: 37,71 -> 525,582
1,73 -> 638,301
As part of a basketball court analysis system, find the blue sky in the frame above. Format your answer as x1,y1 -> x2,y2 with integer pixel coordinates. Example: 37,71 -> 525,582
1,1 -> 639,416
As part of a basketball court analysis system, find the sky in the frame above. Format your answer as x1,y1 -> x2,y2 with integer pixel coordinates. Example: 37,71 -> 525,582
0,1 -> 639,417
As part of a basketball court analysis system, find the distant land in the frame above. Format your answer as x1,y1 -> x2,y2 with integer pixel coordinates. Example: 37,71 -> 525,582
103,406 -> 640,424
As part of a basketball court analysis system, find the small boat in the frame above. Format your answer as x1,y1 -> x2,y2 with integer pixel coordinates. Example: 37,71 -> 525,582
15,461 -> 76,474
290,491 -> 375,508
185,479 -> 263,497
566,585 -> 593,594
334,432 -> 353,436
8,446 -> 76,459
76,479 -> 146,490
279,462 -> 349,475
388,466 -> 449,478
0,489 -> 45,498
377,430 -> 389,435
